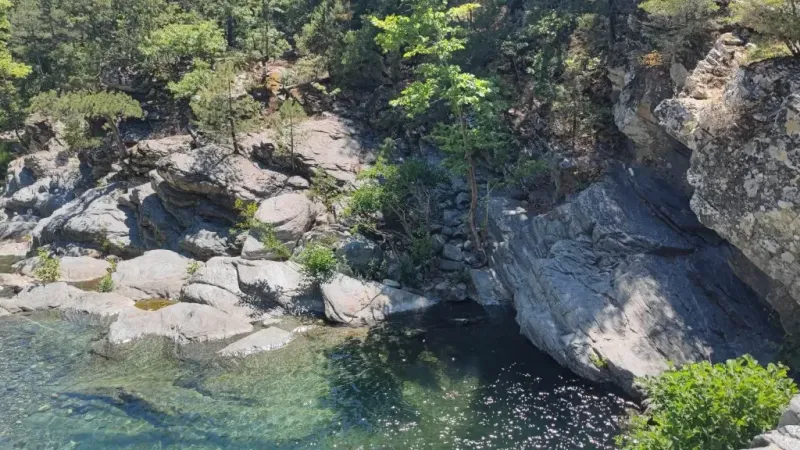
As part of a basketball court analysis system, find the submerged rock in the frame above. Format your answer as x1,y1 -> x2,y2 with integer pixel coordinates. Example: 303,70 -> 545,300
112,250 -> 190,300
217,327 -> 294,357
108,303 -> 254,345
321,274 -> 436,327
487,165 -> 780,395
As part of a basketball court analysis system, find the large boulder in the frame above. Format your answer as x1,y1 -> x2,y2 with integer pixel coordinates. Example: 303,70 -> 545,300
123,134 -> 193,177
486,165 -> 780,395
108,303 -> 254,345
0,240 -> 29,269
240,193 -> 316,260
335,236 -> 384,277
112,250 -> 191,300
0,282 -> 137,318
2,149 -> 89,217
181,257 -> 323,318
33,184 -> 144,256
156,144 -> 288,203
656,35 -> 800,334
16,256 -> 110,285
321,274 -> 436,327
241,114 -> 371,184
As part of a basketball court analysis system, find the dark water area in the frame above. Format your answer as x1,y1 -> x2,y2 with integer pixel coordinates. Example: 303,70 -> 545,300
0,304 -> 629,449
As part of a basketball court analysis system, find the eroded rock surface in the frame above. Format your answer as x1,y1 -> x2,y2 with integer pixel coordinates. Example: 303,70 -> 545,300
0,282 -> 137,318
240,193 -> 316,260
486,165 -> 780,395
657,35 -> 800,334
217,327 -> 294,357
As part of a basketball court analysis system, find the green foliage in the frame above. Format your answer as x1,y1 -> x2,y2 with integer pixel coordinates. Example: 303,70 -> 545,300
309,170 -> 342,216
267,98 -> 307,160
297,243 -> 337,284
0,0 -> 30,79
743,37 -> 795,64
732,0 -> 800,57
257,222 -> 291,259
140,20 -> 226,79
233,198 -> 260,232
28,90 -> 143,150
34,248 -> 60,283
295,0 -> 350,61
98,273 -> 114,292
187,60 -> 262,144
187,260 -> 201,275
617,355 -> 798,450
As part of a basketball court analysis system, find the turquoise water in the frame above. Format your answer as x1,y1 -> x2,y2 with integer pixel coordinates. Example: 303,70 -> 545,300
0,305 -> 629,449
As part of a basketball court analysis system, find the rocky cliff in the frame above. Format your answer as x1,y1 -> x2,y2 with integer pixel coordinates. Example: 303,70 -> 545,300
486,165 -> 780,395
657,34 -> 800,335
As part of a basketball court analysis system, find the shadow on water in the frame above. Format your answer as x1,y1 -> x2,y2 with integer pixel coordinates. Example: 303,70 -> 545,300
318,302 -> 630,449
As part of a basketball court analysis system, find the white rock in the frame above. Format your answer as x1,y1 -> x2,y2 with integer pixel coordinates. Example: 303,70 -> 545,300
217,327 -> 294,357
112,250 -> 190,300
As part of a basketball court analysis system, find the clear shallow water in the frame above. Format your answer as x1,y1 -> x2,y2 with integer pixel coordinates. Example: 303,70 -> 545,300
0,305 -> 629,449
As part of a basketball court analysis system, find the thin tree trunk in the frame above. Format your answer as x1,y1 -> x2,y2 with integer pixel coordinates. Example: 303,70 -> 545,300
263,0 -> 270,75
289,108 -> 295,171
108,119 -> 126,154
228,79 -> 239,153
457,111 -> 484,261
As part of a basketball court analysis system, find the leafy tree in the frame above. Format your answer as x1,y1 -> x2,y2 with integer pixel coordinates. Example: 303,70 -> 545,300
371,1 -> 493,255
733,0 -> 800,57
296,0 -> 351,65
297,243 -> 337,284
267,98 -> 307,166
0,0 -> 30,79
617,355 -> 798,450
186,60 -> 262,150
139,20 -> 227,80
28,90 -> 143,152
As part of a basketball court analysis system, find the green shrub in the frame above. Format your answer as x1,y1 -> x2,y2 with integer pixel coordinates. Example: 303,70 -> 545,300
256,223 -> 291,260
187,260 -> 201,276
34,248 -> 60,283
232,199 -> 259,232
617,355 -> 798,450
98,273 -> 114,292
297,244 -> 337,284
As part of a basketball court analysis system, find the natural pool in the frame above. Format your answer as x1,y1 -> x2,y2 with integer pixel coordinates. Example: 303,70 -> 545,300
0,304 -> 629,449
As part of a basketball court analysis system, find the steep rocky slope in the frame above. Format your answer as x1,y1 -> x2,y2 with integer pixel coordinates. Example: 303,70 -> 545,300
657,34 -> 800,335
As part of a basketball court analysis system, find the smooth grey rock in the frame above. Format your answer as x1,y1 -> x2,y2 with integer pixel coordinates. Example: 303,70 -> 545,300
321,274 -> 437,326
441,226 -> 455,237
108,303 -> 254,345
157,144 -> 288,202
17,255 -> 110,284
112,250 -> 190,300
240,193 -> 315,260
0,214 -> 38,241
179,220 -> 235,259
241,115 -> 370,184
0,241 -> 29,267
443,210 -> 463,227
469,268 -> 511,306
657,36 -> 800,334
336,237 -> 383,276
487,166 -> 780,395
431,234 -> 446,255
236,259 -> 323,314
0,273 -> 35,297
0,282 -> 137,318
217,327 -> 294,357
439,259 -> 464,272
0,307 -> 8,317
382,279 -> 401,288
441,244 -> 464,262
448,284 -> 469,303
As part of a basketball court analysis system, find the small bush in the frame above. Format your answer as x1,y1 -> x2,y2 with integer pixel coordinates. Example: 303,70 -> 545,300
232,198 -> 259,232
98,273 -> 114,292
186,260 -> 201,275
34,248 -> 60,283
617,355 -> 798,450
297,244 -> 337,284
257,223 -> 292,260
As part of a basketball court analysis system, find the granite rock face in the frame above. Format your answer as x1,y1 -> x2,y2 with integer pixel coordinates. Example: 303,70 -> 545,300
240,193 -> 316,260
486,165 -> 781,395
112,250 -> 191,300
0,282 -> 137,318
657,35 -> 800,334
